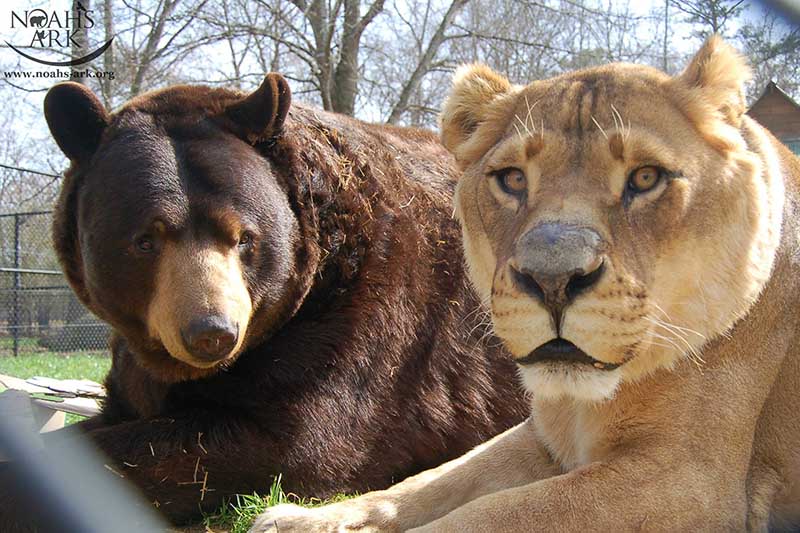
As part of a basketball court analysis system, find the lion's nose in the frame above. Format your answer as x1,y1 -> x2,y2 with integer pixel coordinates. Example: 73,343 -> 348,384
512,222 -> 605,331
181,316 -> 239,362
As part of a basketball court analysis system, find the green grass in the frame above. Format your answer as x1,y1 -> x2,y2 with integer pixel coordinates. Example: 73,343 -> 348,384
203,475 -> 354,533
0,352 -> 111,383
203,476 -> 285,533
0,351 -> 111,424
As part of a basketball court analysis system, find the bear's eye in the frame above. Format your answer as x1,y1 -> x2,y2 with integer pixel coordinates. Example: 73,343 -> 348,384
135,236 -> 155,253
627,166 -> 663,194
238,232 -> 254,248
494,168 -> 527,196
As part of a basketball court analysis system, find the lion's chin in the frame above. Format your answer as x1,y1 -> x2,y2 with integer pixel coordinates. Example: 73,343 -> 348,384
517,362 -> 622,402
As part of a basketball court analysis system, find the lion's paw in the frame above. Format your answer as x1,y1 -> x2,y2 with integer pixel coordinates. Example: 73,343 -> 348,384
248,499 -> 398,533
248,504 -> 317,532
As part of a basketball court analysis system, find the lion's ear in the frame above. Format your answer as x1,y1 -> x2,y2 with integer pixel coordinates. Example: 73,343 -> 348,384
440,64 -> 514,168
226,73 -> 291,143
675,35 -> 750,126
44,82 -> 109,164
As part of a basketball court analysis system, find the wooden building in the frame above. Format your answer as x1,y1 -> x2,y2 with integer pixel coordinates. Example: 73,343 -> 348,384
747,81 -> 800,155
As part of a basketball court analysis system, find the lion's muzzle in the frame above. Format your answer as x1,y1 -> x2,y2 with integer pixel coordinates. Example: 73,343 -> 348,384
511,222 -> 606,332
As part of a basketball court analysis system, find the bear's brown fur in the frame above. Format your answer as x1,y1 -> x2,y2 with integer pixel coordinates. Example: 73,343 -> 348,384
0,74 -> 527,528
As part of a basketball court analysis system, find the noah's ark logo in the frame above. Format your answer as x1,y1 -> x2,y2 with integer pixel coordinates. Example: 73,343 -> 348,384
7,3 -> 113,66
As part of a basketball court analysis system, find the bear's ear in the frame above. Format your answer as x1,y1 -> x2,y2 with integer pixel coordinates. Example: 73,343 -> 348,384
440,64 -> 514,168
674,35 -> 750,126
44,82 -> 109,164
226,73 -> 291,143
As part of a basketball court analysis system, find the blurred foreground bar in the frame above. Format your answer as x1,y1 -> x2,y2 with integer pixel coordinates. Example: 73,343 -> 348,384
0,389 -> 165,533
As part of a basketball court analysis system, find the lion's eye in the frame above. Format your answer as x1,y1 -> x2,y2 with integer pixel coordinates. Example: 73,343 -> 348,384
627,166 -> 662,194
495,168 -> 527,196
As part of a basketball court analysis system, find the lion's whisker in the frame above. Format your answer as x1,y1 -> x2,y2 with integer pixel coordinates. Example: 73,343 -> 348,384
648,331 -> 684,355
524,95 -> 539,134
648,321 -> 705,364
610,104 -> 621,133
662,322 -> 705,339
647,318 -> 704,362
650,302 -> 673,321
460,296 -> 492,328
645,314 -> 706,340
467,315 -> 492,339
649,321 -> 706,370
649,330 -> 706,371
514,114 -> 531,138
591,116 -> 608,140
637,339 -> 676,350
473,316 -> 504,351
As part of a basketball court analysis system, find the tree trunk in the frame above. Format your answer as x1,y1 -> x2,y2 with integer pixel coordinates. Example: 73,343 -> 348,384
310,0 -> 334,110
331,0 -> 385,115
331,0 -> 361,115
70,0 -> 90,84
102,0 -> 114,107
129,0 -> 180,97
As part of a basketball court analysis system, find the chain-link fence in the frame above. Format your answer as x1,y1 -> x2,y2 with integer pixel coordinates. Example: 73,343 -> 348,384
0,210 -> 110,358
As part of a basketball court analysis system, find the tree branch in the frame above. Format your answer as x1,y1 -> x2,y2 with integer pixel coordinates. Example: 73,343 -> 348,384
387,0 -> 469,124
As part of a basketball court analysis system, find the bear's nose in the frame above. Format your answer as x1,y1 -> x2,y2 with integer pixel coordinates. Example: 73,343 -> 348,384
511,222 -> 605,333
181,316 -> 239,362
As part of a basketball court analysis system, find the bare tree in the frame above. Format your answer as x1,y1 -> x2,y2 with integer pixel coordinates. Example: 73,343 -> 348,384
101,0 -> 115,106
386,0 -> 468,123
126,0 -> 212,96
671,0 -> 746,38
275,0 -> 387,114
70,0 -> 91,84
332,0 -> 386,114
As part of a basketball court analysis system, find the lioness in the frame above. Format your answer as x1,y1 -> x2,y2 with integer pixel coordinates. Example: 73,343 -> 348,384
250,37 -> 800,532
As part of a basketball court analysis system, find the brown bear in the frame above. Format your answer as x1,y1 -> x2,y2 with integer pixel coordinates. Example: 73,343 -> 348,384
0,74 -> 527,527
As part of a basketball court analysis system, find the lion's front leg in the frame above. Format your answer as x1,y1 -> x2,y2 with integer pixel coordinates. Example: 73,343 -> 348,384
408,451 -> 746,533
249,419 -> 559,532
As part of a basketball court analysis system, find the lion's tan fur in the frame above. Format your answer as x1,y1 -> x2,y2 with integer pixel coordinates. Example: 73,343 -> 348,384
250,36 -> 800,532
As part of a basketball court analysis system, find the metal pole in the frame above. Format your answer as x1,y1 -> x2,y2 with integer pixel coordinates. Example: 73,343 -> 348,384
12,213 -> 20,357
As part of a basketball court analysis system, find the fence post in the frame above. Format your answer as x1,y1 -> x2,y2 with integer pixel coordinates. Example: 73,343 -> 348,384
12,213 -> 20,357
